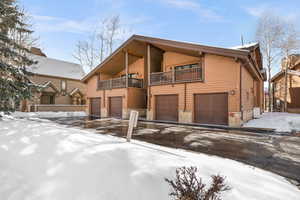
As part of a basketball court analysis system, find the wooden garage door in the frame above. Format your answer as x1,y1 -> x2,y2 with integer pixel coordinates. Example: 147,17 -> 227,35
90,97 -> 101,118
194,93 -> 228,125
155,95 -> 178,121
109,97 -> 123,118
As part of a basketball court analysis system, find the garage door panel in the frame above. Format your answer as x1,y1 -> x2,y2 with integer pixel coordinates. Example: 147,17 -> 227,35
90,98 -> 101,118
156,95 -> 178,121
194,93 -> 228,125
109,97 -> 122,118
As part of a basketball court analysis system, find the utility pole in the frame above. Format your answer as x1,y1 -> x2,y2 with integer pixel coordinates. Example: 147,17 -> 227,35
241,34 -> 244,46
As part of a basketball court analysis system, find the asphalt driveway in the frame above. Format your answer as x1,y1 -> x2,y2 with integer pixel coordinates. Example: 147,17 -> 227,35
46,117 -> 300,186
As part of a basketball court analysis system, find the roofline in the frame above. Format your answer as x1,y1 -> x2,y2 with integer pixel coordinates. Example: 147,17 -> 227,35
81,34 -> 251,82
31,54 -> 82,66
32,73 -> 83,81
271,71 -> 284,82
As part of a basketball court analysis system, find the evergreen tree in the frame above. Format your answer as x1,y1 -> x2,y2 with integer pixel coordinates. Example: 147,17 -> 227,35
0,0 -> 36,113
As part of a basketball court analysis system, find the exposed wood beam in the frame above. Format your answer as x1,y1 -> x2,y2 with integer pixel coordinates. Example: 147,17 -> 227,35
147,44 -> 151,110
287,69 -> 300,76
125,51 -> 129,88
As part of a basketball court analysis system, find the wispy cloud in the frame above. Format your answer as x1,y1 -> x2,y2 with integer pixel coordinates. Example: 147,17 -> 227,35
244,4 -> 300,24
163,0 -> 200,9
160,0 -> 223,21
31,14 -> 95,34
244,4 -> 270,17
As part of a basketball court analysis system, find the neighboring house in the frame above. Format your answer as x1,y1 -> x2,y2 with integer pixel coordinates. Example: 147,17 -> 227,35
21,48 -> 87,112
82,35 -> 266,126
271,54 -> 300,113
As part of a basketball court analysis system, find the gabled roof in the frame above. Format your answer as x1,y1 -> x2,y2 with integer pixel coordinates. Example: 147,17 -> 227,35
40,81 -> 59,93
69,88 -> 83,97
28,54 -> 85,80
82,34 -> 256,82
231,42 -> 259,50
271,61 -> 300,82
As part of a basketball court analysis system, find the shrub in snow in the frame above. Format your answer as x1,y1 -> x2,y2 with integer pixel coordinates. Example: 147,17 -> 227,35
165,167 -> 230,200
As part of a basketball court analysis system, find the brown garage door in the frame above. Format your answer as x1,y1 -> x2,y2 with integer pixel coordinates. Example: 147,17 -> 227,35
155,95 -> 178,121
109,97 -> 123,118
90,97 -> 101,118
194,93 -> 228,125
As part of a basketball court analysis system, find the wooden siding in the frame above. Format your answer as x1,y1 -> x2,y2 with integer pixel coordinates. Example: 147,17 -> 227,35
150,53 -> 241,113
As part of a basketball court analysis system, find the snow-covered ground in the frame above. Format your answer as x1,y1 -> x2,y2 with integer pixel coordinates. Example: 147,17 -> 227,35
244,112 -> 300,132
0,115 -> 299,200
10,111 -> 87,119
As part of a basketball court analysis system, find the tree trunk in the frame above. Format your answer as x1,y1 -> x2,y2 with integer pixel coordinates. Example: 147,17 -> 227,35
268,66 -> 272,112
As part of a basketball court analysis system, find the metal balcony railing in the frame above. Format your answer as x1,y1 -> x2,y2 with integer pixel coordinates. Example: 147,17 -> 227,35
98,77 -> 143,90
150,67 -> 202,85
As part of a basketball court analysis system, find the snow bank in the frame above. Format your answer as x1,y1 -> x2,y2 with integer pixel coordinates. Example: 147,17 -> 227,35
0,117 -> 299,200
244,112 -> 300,132
11,111 -> 87,119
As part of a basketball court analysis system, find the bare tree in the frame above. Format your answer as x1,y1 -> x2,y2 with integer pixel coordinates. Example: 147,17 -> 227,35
73,32 -> 100,71
105,15 -> 120,54
73,15 -> 123,72
255,12 -> 285,111
277,22 -> 300,111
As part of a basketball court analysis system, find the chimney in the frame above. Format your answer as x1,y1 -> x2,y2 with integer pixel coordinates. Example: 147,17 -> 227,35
30,47 -> 47,57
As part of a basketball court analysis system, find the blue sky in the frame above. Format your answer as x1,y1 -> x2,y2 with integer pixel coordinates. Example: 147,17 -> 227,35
19,0 -> 300,71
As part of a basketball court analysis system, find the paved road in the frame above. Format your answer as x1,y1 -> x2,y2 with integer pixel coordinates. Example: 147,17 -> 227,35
47,117 -> 300,186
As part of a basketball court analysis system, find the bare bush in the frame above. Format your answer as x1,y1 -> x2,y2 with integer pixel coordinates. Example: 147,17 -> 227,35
165,167 -> 230,200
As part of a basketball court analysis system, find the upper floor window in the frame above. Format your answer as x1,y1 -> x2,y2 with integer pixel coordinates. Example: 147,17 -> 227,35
174,63 -> 200,71
61,80 -> 67,92
121,73 -> 138,78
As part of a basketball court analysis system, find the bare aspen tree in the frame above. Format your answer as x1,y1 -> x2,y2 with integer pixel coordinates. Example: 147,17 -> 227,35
277,22 -> 300,111
105,15 -> 120,54
73,15 -> 123,71
255,12 -> 284,111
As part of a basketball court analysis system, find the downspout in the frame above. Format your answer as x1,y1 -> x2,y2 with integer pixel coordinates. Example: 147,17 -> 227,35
240,63 -> 243,122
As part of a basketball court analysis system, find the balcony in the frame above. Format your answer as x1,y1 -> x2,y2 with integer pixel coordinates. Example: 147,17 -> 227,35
98,77 -> 143,90
150,67 -> 202,85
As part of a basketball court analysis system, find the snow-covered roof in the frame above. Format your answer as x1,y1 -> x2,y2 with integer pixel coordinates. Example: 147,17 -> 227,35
28,54 -> 85,80
230,42 -> 259,50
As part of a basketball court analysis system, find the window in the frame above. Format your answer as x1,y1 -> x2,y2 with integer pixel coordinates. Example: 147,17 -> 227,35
121,73 -> 138,78
61,80 -> 67,91
174,63 -> 199,71
174,63 -> 203,82
40,93 -> 55,104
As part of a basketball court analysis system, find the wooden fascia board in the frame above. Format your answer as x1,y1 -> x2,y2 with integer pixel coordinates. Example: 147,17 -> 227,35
81,35 -> 136,83
134,35 -> 249,58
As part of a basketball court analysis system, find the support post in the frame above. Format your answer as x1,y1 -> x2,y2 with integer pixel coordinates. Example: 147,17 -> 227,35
147,44 -> 151,111
125,51 -> 129,88
172,68 -> 175,83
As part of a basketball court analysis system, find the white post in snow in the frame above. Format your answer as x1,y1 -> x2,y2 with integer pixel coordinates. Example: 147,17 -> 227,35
127,110 -> 139,142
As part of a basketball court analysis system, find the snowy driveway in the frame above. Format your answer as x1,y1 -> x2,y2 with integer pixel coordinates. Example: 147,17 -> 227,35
47,117 -> 300,185
0,116 -> 300,200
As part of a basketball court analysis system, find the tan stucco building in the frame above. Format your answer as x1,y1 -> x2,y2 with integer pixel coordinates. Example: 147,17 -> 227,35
82,35 -> 266,126
21,48 -> 87,112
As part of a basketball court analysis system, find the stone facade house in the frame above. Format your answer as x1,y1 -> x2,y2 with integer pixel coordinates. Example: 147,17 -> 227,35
82,35 -> 266,126
271,54 -> 300,113
21,48 -> 87,112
